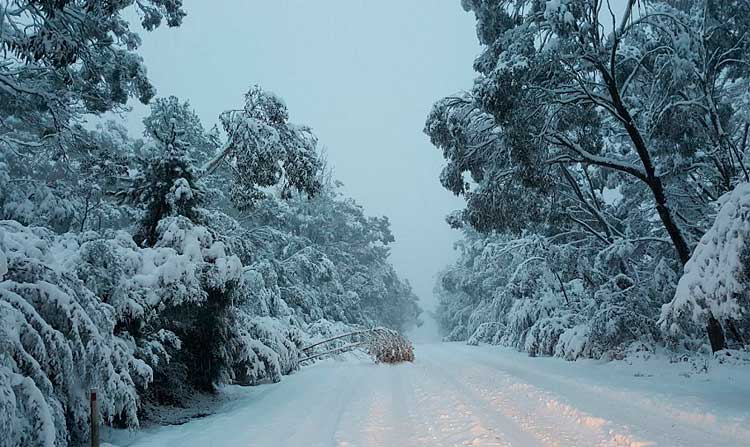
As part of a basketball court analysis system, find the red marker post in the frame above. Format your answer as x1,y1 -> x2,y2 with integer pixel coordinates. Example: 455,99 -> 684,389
90,388 -> 99,447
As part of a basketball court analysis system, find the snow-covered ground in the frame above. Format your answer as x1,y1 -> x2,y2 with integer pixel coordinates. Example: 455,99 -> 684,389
107,343 -> 750,447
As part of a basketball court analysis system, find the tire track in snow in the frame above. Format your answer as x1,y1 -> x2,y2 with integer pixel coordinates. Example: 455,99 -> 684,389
278,362 -> 368,447
111,343 -> 749,447
439,344 -> 747,447
335,358 -> 522,446
431,358 -> 640,446
417,350 -> 597,447
334,363 -> 407,446
407,355 -> 539,447
464,345 -> 750,446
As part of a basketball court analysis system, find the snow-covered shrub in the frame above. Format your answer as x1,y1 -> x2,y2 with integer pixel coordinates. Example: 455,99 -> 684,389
467,321 -> 505,345
229,315 -> 304,385
554,324 -> 594,360
0,221 -> 150,446
76,219 -> 241,332
712,348 -> 750,366
444,324 -> 469,342
435,230 -> 664,361
588,274 -> 659,358
525,315 -> 577,357
76,216 -> 244,398
661,183 -> 750,351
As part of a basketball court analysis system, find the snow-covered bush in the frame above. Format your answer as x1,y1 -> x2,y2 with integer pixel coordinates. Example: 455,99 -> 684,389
661,184 -> 750,351
525,315 -> 577,357
229,315 -> 304,385
75,215 -> 244,400
0,221 -> 151,446
554,324 -> 594,360
435,232 -> 662,361
467,321 -> 505,346
589,274 -> 659,358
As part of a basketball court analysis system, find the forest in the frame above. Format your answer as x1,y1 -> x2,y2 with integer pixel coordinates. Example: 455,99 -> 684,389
0,1 -> 420,445
1,1 -> 749,446
428,0 -> 750,360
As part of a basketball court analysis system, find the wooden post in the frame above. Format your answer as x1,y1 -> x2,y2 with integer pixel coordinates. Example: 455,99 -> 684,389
90,388 -> 99,447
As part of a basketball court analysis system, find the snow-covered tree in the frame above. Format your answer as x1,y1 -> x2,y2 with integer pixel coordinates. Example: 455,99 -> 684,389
204,86 -> 322,210
661,183 -> 750,352
428,0 -> 750,357
106,98 -> 248,398
0,0 -> 187,236
428,0 -> 749,261
435,229 -> 665,360
0,0 -> 185,150
0,221 -> 151,446
0,2 -> 422,435
116,97 -> 206,247
0,120 -> 134,233
241,180 -> 421,332
142,96 -> 216,165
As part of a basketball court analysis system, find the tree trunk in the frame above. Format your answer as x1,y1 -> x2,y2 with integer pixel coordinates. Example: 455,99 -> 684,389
707,314 -> 726,352
598,64 -> 692,266
598,64 -> 713,346
648,178 -> 692,265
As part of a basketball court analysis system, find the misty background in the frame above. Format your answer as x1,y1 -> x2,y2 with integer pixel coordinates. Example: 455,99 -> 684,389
123,1 -> 480,318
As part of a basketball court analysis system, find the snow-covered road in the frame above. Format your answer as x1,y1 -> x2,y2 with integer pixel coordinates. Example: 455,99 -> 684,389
110,343 -> 750,447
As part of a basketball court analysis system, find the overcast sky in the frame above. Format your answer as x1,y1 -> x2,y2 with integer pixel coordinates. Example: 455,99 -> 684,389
125,0 -> 480,311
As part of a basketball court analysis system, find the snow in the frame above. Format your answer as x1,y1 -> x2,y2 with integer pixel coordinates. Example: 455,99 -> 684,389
105,343 -> 750,447
170,178 -> 194,202
601,186 -> 623,206
544,0 -> 576,28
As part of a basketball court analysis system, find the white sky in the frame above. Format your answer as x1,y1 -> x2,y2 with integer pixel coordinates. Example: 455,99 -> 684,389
125,0 -> 480,311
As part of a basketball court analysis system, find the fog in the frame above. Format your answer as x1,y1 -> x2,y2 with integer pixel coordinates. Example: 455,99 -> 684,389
125,0 -> 480,312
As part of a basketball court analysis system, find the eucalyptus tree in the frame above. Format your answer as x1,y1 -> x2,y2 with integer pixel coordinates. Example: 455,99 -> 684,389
427,0 -> 750,353
427,0 -> 750,264
0,0 -> 185,150
204,85 -> 322,210
0,0 -> 187,233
